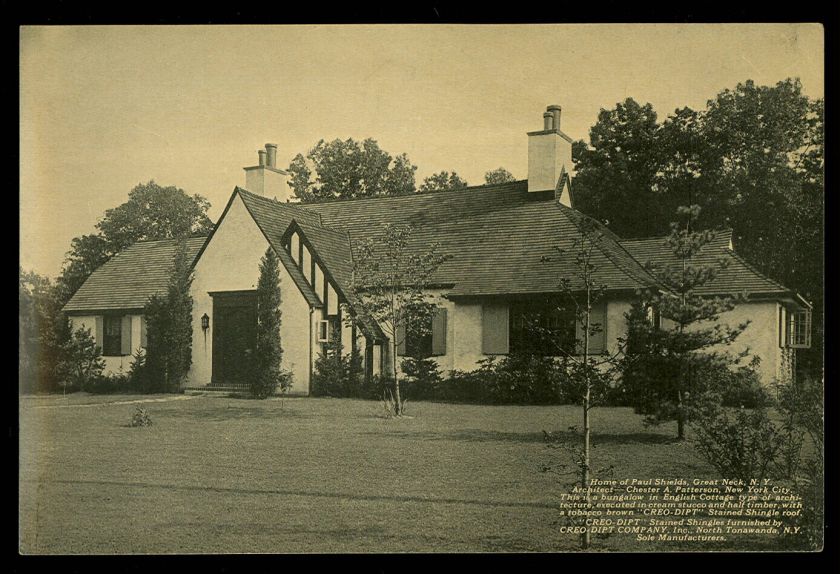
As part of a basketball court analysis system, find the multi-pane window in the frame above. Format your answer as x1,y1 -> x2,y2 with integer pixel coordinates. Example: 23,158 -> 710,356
789,309 -> 812,349
103,315 -> 123,356
509,301 -> 576,356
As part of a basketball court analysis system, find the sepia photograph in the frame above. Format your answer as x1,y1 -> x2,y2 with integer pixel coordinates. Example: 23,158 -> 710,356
19,23 -> 825,554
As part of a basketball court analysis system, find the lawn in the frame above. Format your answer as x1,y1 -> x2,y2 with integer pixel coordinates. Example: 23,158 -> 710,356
20,394 -> 764,554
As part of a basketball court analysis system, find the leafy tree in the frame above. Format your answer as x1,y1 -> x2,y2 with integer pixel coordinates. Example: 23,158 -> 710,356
251,247 -> 291,399
19,268 -> 71,393
143,240 -> 195,393
572,98 -> 666,237
418,171 -> 468,193
350,224 -> 451,416
484,167 -> 515,185
57,181 -> 213,303
622,205 -> 749,440
573,80 -> 823,378
97,181 -> 214,253
287,138 -> 417,202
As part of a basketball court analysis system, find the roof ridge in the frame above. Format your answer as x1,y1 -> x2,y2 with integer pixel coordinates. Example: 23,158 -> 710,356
291,179 -> 528,206
129,235 -> 209,246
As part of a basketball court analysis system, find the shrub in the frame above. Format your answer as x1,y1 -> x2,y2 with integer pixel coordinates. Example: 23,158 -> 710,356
57,326 -> 105,392
400,356 -> 443,401
311,332 -> 364,398
691,398 -> 783,483
129,406 -> 153,427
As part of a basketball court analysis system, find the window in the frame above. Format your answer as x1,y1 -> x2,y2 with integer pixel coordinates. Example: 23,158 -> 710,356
317,320 -> 330,343
509,301 -> 576,356
397,308 -> 447,358
405,316 -> 433,358
103,315 -> 123,356
789,309 -> 812,349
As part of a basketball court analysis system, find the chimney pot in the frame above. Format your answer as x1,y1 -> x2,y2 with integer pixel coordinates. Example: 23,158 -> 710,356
265,143 -> 278,169
547,105 -> 562,131
258,150 -> 267,167
543,112 -> 554,131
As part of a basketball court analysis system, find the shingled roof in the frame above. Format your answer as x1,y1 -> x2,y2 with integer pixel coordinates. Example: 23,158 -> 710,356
300,180 -> 660,297
620,231 -> 796,298
63,236 -> 207,313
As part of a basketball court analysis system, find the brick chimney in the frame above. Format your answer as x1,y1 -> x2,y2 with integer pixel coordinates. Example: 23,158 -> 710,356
527,105 -> 574,200
244,143 -> 292,201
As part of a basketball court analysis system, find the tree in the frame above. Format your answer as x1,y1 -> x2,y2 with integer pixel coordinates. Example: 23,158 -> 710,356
56,181 -> 214,303
572,80 -> 823,378
251,247 -> 291,399
622,205 -> 749,440
287,138 -> 417,202
19,268 -> 71,393
572,98 -> 666,237
484,167 -> 515,185
418,171 -> 468,193
350,224 -> 451,416
143,240 -> 195,392
539,215 -> 622,550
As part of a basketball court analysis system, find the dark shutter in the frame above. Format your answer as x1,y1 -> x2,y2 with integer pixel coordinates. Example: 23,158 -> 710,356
121,315 -> 132,355
482,304 -> 509,354
95,316 -> 104,353
431,309 -> 447,356
396,322 -> 407,356
575,301 -> 607,354
140,316 -> 147,348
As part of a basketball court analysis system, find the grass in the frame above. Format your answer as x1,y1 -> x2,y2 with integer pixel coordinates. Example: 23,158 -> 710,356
20,394 -> 780,554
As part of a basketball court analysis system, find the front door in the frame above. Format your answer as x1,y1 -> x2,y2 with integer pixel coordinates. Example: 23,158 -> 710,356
211,291 -> 257,386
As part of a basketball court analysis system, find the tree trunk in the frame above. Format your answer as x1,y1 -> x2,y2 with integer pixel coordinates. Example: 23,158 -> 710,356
677,387 -> 685,441
582,388 -> 591,550
392,338 -> 402,416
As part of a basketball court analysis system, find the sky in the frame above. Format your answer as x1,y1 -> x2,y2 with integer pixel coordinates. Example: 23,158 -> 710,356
19,24 -> 824,279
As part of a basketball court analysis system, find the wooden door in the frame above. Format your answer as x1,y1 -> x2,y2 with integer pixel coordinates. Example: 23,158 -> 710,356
211,291 -> 257,386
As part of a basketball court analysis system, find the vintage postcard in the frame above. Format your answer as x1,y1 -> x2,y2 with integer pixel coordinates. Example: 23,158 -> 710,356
19,24 -> 825,554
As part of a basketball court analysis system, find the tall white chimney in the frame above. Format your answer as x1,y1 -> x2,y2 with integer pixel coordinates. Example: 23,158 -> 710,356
244,143 -> 292,201
527,105 -> 574,197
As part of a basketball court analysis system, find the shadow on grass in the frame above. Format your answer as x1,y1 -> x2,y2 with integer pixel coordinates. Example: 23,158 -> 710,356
361,428 -> 677,445
36,477 -> 558,510
165,404 -> 311,422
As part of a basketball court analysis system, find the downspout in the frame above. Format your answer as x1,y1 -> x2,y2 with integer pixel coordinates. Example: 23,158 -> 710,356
308,306 -> 314,395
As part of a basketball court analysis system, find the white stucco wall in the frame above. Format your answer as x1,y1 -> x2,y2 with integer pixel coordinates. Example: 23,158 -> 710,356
661,300 -> 787,386
69,314 -> 144,376
187,194 -> 313,394
452,302 -> 484,372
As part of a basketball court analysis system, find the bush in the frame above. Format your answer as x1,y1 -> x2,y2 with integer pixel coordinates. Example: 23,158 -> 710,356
311,334 -> 364,398
400,356 -> 443,401
129,406 -> 153,427
86,372 -> 131,394
57,326 -> 105,392
691,398 -> 784,483
250,369 -> 293,400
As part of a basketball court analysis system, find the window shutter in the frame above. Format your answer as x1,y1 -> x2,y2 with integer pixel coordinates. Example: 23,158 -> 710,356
590,303 -> 606,354
396,322 -> 407,356
140,316 -> 148,348
482,304 -> 509,354
121,315 -> 132,355
575,302 -> 607,355
95,316 -> 104,352
431,308 -> 447,356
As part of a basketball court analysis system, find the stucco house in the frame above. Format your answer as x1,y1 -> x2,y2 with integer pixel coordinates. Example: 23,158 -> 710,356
63,106 -> 811,393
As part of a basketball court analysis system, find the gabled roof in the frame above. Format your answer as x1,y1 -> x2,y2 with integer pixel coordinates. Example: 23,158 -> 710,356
63,236 -> 207,313
235,188 -> 323,307
620,230 -> 798,299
